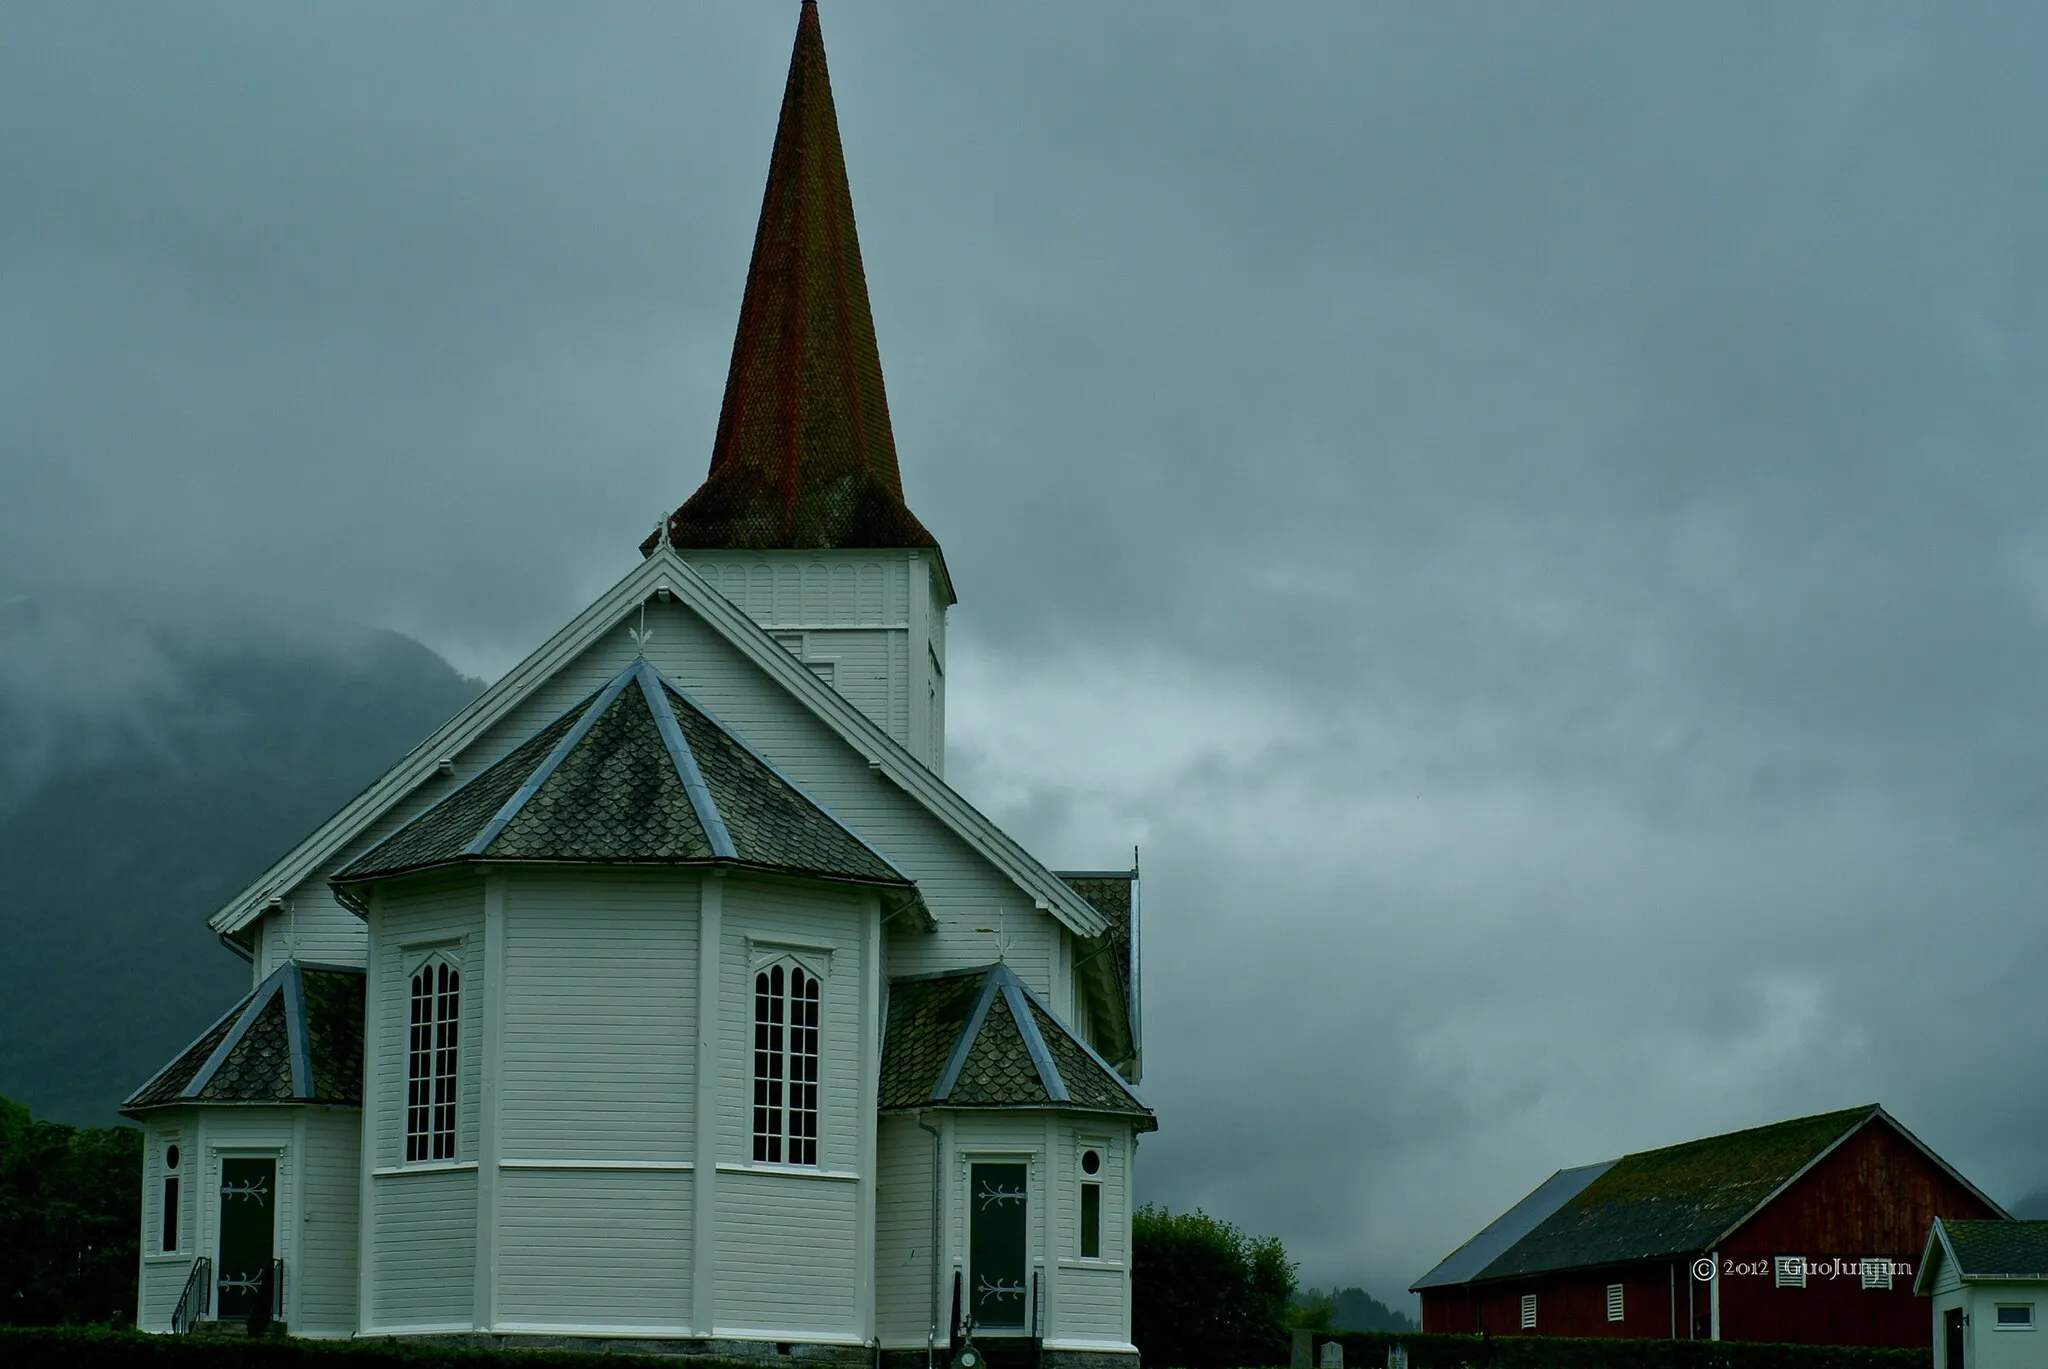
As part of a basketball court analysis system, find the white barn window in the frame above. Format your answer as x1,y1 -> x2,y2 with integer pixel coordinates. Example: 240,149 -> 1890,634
1606,1283 -> 1624,1321
406,960 -> 460,1162
1520,1293 -> 1537,1329
1861,1258 -> 1892,1290
1775,1256 -> 1807,1288
753,964 -> 820,1165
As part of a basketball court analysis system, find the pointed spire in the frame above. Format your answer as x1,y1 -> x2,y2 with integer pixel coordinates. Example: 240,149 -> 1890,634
647,1 -> 939,556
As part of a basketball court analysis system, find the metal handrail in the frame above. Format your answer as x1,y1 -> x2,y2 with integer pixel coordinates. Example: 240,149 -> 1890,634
246,1258 -> 284,1334
171,1257 -> 211,1335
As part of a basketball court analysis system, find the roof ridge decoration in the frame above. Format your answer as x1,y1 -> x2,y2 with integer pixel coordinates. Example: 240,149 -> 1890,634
645,0 -> 940,557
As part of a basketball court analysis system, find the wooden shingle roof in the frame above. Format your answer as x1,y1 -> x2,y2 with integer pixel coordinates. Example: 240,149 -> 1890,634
645,0 -> 940,559
333,658 -> 920,900
123,963 -> 364,1114
879,963 -> 1154,1128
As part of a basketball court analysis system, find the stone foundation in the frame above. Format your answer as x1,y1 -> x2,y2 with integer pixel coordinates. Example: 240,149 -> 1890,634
391,1335 -> 1136,1369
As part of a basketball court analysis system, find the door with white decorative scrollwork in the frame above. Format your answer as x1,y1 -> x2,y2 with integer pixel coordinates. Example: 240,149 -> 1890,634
969,1162 -> 1029,1332
215,1157 -> 276,1322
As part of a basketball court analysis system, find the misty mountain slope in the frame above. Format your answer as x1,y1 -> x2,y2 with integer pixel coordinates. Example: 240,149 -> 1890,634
0,597 -> 482,1125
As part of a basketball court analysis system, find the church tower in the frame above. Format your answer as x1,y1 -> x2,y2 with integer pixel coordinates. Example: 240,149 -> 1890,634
645,0 -> 955,774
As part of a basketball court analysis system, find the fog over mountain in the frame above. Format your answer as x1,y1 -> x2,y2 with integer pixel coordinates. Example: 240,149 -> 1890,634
4,1 -> 2046,1310
0,595 -> 480,1126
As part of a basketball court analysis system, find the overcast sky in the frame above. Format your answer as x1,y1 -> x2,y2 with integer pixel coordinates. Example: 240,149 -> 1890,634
6,1 -> 2046,1304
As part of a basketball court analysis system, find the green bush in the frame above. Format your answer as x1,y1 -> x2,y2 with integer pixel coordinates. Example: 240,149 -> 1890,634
0,1097 -> 143,1326
1297,1329 -> 1931,1369
0,1326 -> 762,1368
1133,1205 -> 1296,1369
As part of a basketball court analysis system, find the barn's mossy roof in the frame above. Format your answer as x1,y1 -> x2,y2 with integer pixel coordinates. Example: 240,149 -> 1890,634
879,963 -> 1154,1128
1424,1106 -> 1901,1286
124,963 -> 364,1113
1927,1220 -> 2048,1282
334,658 -> 920,906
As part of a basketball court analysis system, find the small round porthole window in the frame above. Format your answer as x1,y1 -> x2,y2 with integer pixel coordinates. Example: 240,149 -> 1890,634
165,1144 -> 181,1170
1081,1148 -> 1101,1176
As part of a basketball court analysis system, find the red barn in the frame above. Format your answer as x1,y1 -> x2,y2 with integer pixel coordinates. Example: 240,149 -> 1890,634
1412,1106 -> 2006,1347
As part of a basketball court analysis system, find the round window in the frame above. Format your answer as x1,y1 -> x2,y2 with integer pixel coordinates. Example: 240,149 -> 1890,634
1081,1148 -> 1101,1175
165,1144 -> 181,1170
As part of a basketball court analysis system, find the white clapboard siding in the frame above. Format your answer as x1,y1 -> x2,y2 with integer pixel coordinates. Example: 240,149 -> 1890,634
1053,1125 -> 1129,1266
136,1116 -> 191,1332
715,1169 -> 860,1338
254,900 -> 373,977
1052,1266 -> 1128,1344
716,876 -> 866,1173
137,1256 -> 186,1334
680,549 -> 940,764
498,870 -> 698,1162
293,1107 -> 363,1337
367,875 -> 484,1171
495,1168 -> 693,1330
368,1168 -> 477,1331
875,1113 -> 939,1347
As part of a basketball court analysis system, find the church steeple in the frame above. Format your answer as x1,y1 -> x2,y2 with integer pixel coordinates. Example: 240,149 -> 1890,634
647,0 -> 939,557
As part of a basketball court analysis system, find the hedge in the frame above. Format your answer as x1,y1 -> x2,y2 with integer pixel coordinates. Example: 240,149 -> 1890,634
1294,1330 -> 1931,1369
0,1325 -> 1937,1369
0,1326 -> 761,1369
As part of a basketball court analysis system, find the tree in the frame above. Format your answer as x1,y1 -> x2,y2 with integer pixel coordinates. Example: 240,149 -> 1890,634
1133,1205 -> 1296,1369
0,1096 -> 141,1326
1297,1285 -> 1418,1334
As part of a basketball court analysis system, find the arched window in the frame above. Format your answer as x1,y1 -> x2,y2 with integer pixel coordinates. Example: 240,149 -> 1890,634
406,960 -> 460,1162
752,963 -> 820,1165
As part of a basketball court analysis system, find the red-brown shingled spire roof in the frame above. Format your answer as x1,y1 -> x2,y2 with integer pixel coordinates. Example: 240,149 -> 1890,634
645,0 -> 940,557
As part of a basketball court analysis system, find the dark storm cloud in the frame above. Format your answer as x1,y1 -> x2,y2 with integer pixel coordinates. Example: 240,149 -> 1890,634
6,1 -> 2046,1304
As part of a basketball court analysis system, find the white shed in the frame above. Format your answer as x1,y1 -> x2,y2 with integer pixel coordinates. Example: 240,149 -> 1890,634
1915,1218 -> 2048,1369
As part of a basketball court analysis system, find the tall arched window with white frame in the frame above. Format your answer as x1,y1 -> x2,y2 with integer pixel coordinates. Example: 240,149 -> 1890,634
752,963 -> 820,1165
406,959 -> 460,1162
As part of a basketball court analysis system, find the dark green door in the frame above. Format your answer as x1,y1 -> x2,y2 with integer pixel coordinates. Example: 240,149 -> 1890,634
216,1158 -> 276,1322
970,1162 -> 1029,1332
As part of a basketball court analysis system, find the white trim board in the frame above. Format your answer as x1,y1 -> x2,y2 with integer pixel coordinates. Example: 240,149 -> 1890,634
209,548 -> 1106,940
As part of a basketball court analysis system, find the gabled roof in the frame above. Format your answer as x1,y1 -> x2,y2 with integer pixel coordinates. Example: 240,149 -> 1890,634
643,0 -> 940,561
1420,1105 -> 2005,1286
880,963 -> 1154,1129
1916,1219 -> 2048,1291
208,548 -> 1110,942
332,657 -> 911,897
1058,869 -> 1140,1077
1412,1163 -> 1614,1291
123,962 -> 363,1114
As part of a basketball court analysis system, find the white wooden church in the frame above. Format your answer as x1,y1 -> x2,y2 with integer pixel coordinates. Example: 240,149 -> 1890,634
122,6 -> 1153,1363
